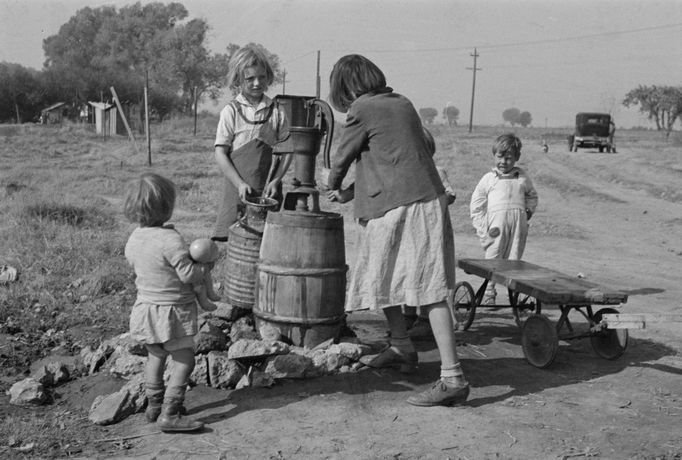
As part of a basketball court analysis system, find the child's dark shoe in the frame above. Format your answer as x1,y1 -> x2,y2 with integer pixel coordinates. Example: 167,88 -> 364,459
406,379 -> 470,407
157,399 -> 203,433
359,346 -> 418,373
146,404 -> 188,423
157,413 -> 204,432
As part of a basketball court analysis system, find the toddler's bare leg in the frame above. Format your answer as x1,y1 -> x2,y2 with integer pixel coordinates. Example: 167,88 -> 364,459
204,270 -> 220,301
193,283 -> 217,311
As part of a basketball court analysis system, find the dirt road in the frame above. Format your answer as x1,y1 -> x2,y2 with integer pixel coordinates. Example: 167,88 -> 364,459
71,131 -> 682,459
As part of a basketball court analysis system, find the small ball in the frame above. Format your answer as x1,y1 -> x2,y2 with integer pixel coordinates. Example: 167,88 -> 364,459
189,238 -> 219,263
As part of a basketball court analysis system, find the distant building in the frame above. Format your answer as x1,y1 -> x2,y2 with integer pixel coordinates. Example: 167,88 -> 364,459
89,100 -> 143,136
88,101 -> 117,136
40,102 -> 67,124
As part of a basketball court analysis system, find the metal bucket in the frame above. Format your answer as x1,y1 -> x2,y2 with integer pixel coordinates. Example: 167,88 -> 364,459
224,196 -> 278,308
254,210 -> 347,347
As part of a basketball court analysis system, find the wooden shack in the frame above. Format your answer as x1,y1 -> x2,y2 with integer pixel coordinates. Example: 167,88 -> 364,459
88,102 -> 116,136
40,102 -> 67,124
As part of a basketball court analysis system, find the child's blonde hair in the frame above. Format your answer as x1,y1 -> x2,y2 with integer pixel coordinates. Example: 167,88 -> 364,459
492,133 -> 522,159
124,173 -> 176,227
227,44 -> 275,91
328,54 -> 387,113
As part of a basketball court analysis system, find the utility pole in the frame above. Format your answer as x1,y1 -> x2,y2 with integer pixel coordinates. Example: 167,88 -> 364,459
316,50 -> 321,98
144,70 -> 151,165
467,48 -> 481,133
282,69 -> 287,94
193,86 -> 198,137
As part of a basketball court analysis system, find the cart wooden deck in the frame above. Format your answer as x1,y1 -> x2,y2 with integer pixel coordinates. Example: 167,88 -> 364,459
457,259 -> 628,305
454,258 -> 629,368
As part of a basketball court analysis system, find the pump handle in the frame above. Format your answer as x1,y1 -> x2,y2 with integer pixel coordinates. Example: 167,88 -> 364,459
312,99 -> 334,169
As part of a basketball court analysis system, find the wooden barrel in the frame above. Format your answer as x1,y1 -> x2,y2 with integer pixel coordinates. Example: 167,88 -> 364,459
254,210 -> 347,348
224,197 -> 278,308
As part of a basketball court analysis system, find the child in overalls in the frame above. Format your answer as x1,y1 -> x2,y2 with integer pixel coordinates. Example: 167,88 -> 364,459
470,133 -> 539,305
213,45 -> 290,241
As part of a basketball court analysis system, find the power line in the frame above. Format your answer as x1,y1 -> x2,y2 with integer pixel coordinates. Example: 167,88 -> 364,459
283,50 -> 317,65
318,21 -> 682,55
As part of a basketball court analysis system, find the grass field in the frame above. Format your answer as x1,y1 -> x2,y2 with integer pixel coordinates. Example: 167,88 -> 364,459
1,117 -> 681,458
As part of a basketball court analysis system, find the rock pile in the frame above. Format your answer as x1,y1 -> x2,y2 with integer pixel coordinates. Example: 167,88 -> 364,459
6,302 -> 373,426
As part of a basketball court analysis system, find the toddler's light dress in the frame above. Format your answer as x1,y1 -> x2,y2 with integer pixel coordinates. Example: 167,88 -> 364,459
125,226 -> 206,351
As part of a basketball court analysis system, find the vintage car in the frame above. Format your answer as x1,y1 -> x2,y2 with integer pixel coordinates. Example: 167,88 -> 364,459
567,112 -> 615,153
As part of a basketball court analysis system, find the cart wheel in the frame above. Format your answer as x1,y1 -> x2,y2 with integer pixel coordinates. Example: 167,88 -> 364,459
599,146 -> 605,153
590,307 -> 628,360
521,314 -> 559,368
452,281 -> 476,331
512,293 -> 542,328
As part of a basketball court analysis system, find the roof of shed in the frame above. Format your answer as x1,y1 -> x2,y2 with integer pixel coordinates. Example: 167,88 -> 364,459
42,102 -> 66,112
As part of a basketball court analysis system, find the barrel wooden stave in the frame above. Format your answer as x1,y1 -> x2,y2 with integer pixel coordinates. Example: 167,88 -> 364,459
254,211 -> 347,348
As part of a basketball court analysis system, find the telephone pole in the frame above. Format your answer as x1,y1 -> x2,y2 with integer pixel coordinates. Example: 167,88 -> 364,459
467,48 -> 481,133
282,69 -> 287,94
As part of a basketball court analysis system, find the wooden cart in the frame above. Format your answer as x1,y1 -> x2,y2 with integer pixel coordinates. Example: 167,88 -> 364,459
453,258 -> 629,368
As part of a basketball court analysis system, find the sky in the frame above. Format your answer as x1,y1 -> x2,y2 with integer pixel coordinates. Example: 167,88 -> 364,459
2,0 -> 682,128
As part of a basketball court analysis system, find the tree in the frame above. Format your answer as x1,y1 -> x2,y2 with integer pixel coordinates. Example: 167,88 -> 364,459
41,2 -> 252,121
623,85 -> 682,138
419,107 -> 438,124
0,62 -> 43,123
443,105 -> 459,126
502,107 -> 521,126
518,111 -> 532,127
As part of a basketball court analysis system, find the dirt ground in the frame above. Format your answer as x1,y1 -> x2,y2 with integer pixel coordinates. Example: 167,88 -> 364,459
6,131 -> 682,459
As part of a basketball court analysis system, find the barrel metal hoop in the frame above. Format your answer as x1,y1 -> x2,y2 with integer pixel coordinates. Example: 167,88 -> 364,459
253,310 -> 346,326
257,264 -> 349,276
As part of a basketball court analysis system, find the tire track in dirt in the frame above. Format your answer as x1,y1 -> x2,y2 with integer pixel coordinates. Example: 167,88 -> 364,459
525,149 -> 682,340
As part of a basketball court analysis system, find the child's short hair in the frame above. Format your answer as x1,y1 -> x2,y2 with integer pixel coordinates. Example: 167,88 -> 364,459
124,173 -> 176,227
492,133 -> 522,158
227,45 -> 275,91
328,54 -> 386,113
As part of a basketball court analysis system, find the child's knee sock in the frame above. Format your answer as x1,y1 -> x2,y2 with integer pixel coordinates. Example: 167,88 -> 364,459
162,384 -> 188,415
145,382 -> 165,422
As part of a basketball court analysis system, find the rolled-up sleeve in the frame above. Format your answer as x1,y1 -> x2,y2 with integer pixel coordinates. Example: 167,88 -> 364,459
524,175 -> 539,213
470,176 -> 490,240
215,105 -> 236,147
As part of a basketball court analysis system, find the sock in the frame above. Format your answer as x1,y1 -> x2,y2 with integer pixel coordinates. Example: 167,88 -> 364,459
441,363 -> 467,386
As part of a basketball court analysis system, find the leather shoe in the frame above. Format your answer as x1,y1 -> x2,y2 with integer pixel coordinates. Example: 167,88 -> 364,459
359,346 -> 418,373
406,380 -> 470,407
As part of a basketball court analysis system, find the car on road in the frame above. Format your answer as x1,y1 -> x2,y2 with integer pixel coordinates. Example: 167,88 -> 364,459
567,112 -> 615,153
